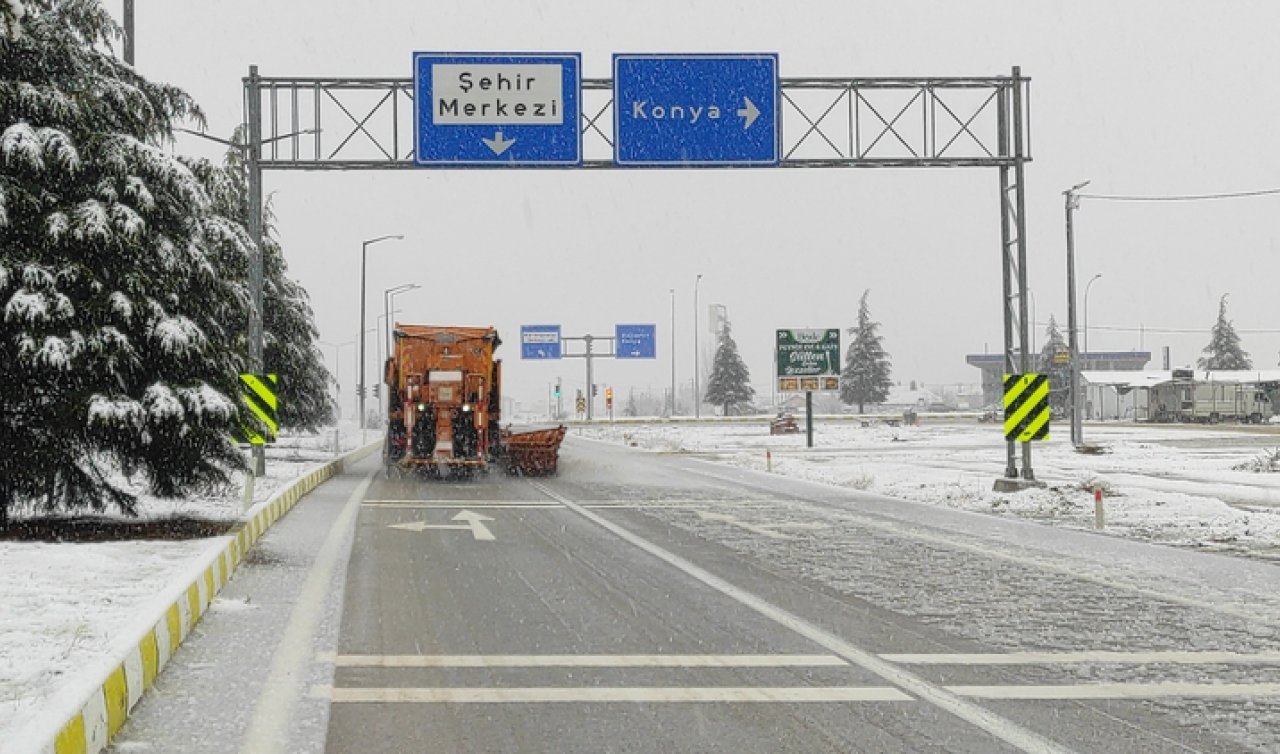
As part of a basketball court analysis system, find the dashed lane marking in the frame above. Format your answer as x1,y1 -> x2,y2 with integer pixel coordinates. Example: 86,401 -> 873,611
312,685 -> 910,703
321,653 -> 848,668
883,651 -> 1280,665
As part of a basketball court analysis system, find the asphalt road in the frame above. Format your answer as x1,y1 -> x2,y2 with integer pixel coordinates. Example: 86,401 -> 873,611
112,433 -> 1280,753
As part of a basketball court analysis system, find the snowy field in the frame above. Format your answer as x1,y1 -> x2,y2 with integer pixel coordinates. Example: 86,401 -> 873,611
576,418 -> 1280,560
0,424 -> 366,744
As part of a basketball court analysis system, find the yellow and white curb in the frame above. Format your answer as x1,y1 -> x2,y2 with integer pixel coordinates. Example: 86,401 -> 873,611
22,442 -> 380,754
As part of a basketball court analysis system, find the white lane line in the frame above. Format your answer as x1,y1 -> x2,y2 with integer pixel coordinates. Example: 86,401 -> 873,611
884,651 -> 1280,666
324,654 -> 848,668
528,482 -> 1072,754
313,685 -> 910,703
239,472 -> 375,754
948,683 -> 1280,700
362,501 -> 562,509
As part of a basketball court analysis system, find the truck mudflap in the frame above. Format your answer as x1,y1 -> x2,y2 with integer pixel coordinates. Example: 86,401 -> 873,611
502,425 -> 568,476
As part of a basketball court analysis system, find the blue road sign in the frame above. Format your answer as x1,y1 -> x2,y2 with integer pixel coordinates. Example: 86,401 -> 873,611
414,53 -> 582,166
613,54 -> 780,166
615,324 -> 657,359
520,325 -> 562,359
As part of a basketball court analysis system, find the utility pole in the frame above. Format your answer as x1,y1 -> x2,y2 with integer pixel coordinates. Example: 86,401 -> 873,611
669,288 -> 676,416
1065,180 -> 1090,447
246,66 -> 265,475
123,0 -> 135,65
694,274 -> 703,418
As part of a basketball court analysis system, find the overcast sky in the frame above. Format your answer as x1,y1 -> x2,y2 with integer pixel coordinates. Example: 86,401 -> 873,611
111,1 -> 1280,414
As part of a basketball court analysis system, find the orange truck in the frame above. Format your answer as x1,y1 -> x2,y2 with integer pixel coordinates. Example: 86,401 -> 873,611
383,324 -> 565,478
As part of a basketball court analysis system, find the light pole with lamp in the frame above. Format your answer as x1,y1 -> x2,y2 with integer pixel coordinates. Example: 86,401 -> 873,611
360,235 -> 404,441
693,274 -> 703,419
669,288 -> 676,416
317,339 -> 355,416
384,283 -> 420,358
1065,180 -> 1090,447
1083,273 -> 1102,423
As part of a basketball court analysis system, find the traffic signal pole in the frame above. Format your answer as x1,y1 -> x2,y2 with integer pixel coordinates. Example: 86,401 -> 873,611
562,334 -> 617,422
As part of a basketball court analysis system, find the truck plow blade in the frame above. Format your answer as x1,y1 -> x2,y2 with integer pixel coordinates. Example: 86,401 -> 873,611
502,426 -> 568,476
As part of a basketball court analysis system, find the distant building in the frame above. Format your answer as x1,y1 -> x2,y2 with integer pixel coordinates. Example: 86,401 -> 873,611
966,350 -> 1151,407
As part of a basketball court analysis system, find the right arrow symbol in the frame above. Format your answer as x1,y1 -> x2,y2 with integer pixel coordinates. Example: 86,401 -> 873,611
737,97 -> 761,130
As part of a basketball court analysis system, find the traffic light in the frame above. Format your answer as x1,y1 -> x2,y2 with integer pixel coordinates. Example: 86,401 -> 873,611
554,380 -> 561,399
605,387 -> 614,409
357,385 -> 366,398
592,384 -> 598,397
373,384 -> 380,398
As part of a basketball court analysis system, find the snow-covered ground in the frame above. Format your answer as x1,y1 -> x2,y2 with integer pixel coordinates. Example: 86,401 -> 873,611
577,419 -> 1280,559
0,424 -> 366,743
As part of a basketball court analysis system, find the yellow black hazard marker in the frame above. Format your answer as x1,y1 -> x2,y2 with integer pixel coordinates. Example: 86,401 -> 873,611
234,373 -> 279,445
1003,372 -> 1049,442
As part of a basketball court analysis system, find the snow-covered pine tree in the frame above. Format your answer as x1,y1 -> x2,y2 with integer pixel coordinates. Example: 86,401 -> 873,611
704,323 -> 754,415
1037,314 -> 1071,411
0,1 -> 251,523
840,290 -> 892,413
1197,294 -> 1251,370
209,132 -> 334,430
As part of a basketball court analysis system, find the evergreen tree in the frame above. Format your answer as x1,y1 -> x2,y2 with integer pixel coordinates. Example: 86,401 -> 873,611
0,1 -> 251,523
704,323 -> 754,415
840,290 -> 892,412
624,388 -> 639,418
216,131 -> 333,430
1036,314 -> 1071,411
1197,294 -> 1251,370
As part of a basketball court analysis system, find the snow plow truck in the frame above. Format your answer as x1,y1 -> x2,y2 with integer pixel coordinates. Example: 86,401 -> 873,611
383,324 -> 566,478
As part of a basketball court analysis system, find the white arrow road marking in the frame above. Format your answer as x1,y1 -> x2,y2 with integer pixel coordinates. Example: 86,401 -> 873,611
737,96 -> 761,130
696,510 -> 827,540
389,509 -> 495,541
482,130 -> 516,156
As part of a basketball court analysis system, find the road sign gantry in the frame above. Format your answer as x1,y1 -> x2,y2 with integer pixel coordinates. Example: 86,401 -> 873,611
243,59 -> 1034,481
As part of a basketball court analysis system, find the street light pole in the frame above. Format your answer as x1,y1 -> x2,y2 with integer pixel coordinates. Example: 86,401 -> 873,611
669,288 -> 676,416
123,0 -> 134,65
1083,274 -> 1102,359
1065,180 -> 1090,447
359,234 -> 404,442
1083,273 -> 1102,425
693,274 -> 703,419
384,283 -> 420,361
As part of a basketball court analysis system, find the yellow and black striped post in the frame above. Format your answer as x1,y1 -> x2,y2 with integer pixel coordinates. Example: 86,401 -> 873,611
1003,373 -> 1050,442
234,373 -> 279,445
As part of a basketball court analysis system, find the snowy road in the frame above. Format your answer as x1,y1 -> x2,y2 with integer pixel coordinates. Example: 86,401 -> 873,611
111,434 -> 1280,752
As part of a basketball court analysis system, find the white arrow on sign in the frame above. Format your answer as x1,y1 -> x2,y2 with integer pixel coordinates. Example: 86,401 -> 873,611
389,510 -> 496,541
736,97 -> 761,130
482,131 -> 516,156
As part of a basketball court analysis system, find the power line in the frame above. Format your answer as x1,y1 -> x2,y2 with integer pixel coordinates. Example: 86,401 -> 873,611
1079,187 -> 1280,202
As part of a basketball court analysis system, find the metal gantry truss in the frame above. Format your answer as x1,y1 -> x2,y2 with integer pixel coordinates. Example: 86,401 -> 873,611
245,71 -> 1030,170
242,66 -> 1036,479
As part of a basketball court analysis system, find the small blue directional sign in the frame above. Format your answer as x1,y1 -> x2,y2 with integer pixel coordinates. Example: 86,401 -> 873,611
615,324 -> 657,359
613,54 -> 780,166
520,325 -> 562,359
414,53 -> 582,166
